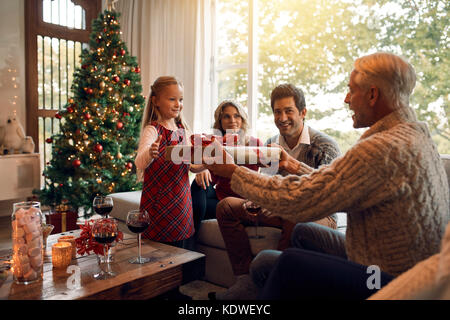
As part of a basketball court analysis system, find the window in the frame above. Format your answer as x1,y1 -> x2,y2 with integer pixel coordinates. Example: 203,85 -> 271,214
25,0 -> 101,186
214,0 -> 449,153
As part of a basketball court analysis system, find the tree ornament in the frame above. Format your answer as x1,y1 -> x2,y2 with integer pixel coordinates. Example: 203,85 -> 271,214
72,159 -> 81,167
134,67 -> 140,73
84,113 -> 91,120
117,152 -> 123,159
94,144 -> 103,153
55,113 -> 62,119
45,138 -> 53,143
113,76 -> 120,83
124,79 -> 131,86
126,162 -> 133,169
116,122 -> 124,130
67,106 -> 74,113
99,81 -> 105,89
85,88 -> 94,94
120,49 -> 126,56
83,134 -> 89,140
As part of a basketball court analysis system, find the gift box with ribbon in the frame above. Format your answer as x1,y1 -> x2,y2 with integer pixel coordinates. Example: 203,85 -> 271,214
46,204 -> 79,234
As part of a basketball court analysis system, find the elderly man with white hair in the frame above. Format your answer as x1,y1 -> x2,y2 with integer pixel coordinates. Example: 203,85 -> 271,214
206,52 -> 449,299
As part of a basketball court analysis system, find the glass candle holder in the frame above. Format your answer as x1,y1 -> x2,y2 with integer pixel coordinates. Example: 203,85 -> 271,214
52,242 -> 72,269
42,224 -> 54,252
11,201 -> 44,285
58,235 -> 77,259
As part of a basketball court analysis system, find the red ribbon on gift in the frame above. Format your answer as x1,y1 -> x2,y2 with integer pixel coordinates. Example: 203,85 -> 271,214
190,133 -> 239,146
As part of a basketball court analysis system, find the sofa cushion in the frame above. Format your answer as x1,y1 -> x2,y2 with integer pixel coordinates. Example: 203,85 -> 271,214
197,218 -> 281,255
108,190 -> 142,223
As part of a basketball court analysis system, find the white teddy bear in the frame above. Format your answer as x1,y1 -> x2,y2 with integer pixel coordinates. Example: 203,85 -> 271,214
3,113 -> 26,154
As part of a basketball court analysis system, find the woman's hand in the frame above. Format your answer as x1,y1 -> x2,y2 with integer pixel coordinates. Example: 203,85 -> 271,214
195,169 -> 213,190
149,135 -> 162,158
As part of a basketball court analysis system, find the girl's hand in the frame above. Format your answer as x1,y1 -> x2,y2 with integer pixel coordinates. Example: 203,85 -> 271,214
149,135 -> 162,158
195,170 -> 212,190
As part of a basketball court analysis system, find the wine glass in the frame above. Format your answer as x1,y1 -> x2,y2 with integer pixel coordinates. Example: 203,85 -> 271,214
93,196 -> 114,218
243,201 -> 265,239
92,218 -> 118,279
126,209 -> 152,264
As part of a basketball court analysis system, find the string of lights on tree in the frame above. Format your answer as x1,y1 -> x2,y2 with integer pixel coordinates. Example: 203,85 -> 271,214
34,9 -> 144,215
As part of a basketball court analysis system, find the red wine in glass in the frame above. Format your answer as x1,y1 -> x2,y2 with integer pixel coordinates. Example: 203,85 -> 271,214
93,196 -> 114,218
94,204 -> 113,217
127,209 -> 152,264
127,221 -> 150,234
92,218 -> 118,280
243,201 -> 265,239
94,233 -> 117,244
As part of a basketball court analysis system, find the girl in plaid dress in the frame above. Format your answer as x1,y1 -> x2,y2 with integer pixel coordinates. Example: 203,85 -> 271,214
135,76 -> 205,248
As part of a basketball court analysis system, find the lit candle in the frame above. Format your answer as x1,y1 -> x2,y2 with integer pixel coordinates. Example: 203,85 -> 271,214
52,242 -> 72,269
58,236 -> 77,259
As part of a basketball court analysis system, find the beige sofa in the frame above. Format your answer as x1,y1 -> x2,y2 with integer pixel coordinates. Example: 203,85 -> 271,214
108,154 -> 450,288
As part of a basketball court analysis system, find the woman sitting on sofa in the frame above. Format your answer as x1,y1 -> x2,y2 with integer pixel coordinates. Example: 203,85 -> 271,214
190,100 -> 263,243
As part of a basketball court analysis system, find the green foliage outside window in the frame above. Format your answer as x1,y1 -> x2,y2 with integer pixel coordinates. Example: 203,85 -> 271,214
217,0 -> 449,153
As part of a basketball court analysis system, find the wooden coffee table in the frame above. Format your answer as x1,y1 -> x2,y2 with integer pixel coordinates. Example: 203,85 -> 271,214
0,229 -> 205,300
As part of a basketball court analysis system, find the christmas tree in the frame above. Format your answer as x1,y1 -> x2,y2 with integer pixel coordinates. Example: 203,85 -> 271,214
34,9 -> 144,216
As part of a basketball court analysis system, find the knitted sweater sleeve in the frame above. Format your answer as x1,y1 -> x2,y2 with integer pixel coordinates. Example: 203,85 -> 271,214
230,137 -> 398,224
367,254 -> 440,300
367,223 -> 450,300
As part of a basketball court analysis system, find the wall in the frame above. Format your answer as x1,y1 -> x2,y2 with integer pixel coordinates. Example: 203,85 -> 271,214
0,0 -> 26,216
0,0 -> 26,134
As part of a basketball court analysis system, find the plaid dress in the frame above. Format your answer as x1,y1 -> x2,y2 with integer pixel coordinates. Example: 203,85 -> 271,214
140,122 -> 194,242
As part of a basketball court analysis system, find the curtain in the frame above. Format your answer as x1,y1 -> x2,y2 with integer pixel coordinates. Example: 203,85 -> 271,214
116,0 -> 214,133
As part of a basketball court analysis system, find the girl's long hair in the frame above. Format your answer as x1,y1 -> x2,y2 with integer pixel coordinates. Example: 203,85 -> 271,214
137,76 -> 190,181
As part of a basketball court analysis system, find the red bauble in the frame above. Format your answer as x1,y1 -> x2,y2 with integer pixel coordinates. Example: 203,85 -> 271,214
94,144 -> 103,152
134,67 -> 141,73
55,113 -> 62,119
113,76 -> 120,83
85,88 -> 93,94
81,64 -> 88,69
84,113 -> 91,120
120,49 -> 126,56
45,138 -> 53,144
116,122 -> 124,130
67,106 -> 74,113
72,159 -> 81,167
124,79 -> 131,86
126,162 -> 133,169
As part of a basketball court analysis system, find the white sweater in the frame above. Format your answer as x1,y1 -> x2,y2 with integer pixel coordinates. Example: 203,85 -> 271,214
230,106 -> 449,276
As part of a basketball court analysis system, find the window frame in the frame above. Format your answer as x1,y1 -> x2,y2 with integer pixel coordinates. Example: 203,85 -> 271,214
24,0 -> 102,152
213,0 -> 259,136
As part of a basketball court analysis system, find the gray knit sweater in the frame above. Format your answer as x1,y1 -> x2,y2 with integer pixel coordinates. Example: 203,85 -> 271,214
230,106 -> 449,276
265,126 -> 341,175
